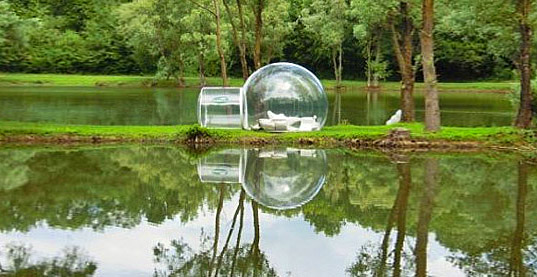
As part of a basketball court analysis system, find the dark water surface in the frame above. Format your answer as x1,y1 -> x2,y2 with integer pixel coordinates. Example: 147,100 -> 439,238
0,145 -> 536,276
0,86 -> 513,127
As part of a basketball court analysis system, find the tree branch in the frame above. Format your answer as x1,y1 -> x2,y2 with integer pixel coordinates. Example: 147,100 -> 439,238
187,0 -> 216,17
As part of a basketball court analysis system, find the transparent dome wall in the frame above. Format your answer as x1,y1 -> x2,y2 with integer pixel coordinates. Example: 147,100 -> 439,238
242,148 -> 327,210
242,63 -> 328,132
198,87 -> 242,129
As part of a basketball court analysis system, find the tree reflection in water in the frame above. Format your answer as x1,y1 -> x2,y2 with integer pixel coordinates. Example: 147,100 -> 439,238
153,188 -> 277,277
448,160 -> 537,276
0,146 -> 536,275
161,147 -> 328,276
0,243 -> 96,276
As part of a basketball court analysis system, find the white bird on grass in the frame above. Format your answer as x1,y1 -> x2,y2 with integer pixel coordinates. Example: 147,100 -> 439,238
385,109 -> 402,125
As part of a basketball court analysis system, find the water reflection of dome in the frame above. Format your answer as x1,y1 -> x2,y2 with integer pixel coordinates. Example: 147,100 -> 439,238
242,148 -> 326,210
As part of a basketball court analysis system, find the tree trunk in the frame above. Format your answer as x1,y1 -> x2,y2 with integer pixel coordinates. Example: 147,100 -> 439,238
510,161 -> 528,276
213,0 -> 229,86
250,200 -> 261,275
393,161 -> 411,277
372,34 -> 381,88
420,0 -> 441,132
237,0 -> 249,79
223,0 -> 249,80
177,57 -> 186,87
253,0 -> 264,70
415,158 -> 438,277
332,45 -> 343,87
198,52 -> 206,87
366,39 -> 372,88
215,188 -> 244,277
338,44 -> 343,87
208,184 -> 225,277
230,189 -> 246,276
390,1 -> 415,122
514,0 -> 533,128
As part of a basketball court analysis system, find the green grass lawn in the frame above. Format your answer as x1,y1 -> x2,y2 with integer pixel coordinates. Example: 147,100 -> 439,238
1,121 -> 534,149
0,73 -> 516,91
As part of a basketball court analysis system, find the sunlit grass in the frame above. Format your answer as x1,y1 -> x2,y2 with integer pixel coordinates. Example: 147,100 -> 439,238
0,73 -> 516,91
0,121 -> 533,147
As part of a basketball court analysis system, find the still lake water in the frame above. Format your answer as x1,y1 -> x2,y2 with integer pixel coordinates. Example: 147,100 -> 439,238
0,145 -> 536,276
0,86 -> 514,127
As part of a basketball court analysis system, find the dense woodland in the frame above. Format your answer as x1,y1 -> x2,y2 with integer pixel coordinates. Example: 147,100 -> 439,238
0,0 -> 531,80
0,0 -> 536,128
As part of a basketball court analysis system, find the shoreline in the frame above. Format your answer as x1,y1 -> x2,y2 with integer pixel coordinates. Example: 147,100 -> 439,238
0,73 -> 516,92
1,122 -> 535,152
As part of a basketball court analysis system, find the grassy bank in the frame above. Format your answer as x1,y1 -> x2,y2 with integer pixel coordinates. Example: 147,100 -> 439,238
1,121 -> 534,150
0,73 -> 516,91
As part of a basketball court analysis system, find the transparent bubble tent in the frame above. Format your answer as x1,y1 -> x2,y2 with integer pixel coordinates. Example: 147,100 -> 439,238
198,63 -> 328,132
197,148 -> 327,210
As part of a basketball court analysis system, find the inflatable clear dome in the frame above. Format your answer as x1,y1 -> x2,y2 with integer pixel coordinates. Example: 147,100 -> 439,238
197,63 -> 328,132
196,147 -> 327,210
242,148 -> 327,210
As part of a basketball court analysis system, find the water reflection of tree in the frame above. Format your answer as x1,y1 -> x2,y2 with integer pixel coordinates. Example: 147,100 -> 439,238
0,243 -> 96,276
154,187 -> 276,277
0,146 -> 232,231
347,155 -> 416,277
448,160 -> 537,276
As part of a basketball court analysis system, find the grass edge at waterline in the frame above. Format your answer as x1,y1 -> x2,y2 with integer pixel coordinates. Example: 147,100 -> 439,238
0,121 -> 534,151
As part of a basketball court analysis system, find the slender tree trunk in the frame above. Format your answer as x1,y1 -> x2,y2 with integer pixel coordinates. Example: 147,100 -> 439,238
215,189 -> 244,277
393,162 -> 411,277
377,158 -> 411,276
230,189 -> 246,277
223,0 -> 249,80
415,158 -> 438,277
391,1 -> 415,122
338,44 -> 343,87
366,39 -> 372,88
177,57 -> 186,87
208,184 -> 225,277
372,34 -> 382,88
236,0 -> 249,79
253,0 -> 264,70
332,45 -> 343,87
213,0 -> 229,86
514,0 -> 533,128
510,161 -> 528,276
199,52 -> 206,87
249,201 -> 261,276
420,0 -> 441,131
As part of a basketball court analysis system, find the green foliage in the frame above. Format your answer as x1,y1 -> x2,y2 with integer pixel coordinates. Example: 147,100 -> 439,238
0,0 -> 531,80
1,146 -> 537,275
0,0 -> 140,74
185,124 -> 213,141
0,243 -> 96,276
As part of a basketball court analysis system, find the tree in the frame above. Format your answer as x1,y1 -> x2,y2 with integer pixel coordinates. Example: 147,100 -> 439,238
223,0 -> 250,80
0,1 -> 33,71
180,4 -> 220,86
350,0 -> 394,88
252,0 -> 264,70
117,0 -> 187,85
301,0 -> 349,88
514,0 -> 534,128
420,0 -> 441,131
349,0 -> 417,121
